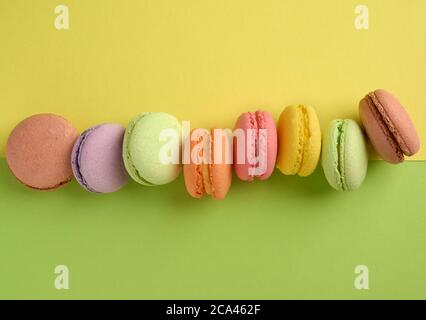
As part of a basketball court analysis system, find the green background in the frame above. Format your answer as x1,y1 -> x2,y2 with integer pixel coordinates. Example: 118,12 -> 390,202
1,0 -> 425,300
1,159 -> 425,299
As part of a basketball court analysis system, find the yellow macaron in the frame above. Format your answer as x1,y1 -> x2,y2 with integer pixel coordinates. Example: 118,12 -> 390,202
276,105 -> 321,176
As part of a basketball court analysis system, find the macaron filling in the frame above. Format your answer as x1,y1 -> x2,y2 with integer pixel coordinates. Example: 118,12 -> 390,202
335,120 -> 348,191
366,92 -> 405,161
294,105 -> 310,174
247,111 -> 271,180
337,120 -> 348,191
201,163 -> 213,196
193,163 -> 205,197
247,112 -> 259,181
255,111 -> 272,180
192,130 -> 214,197
71,128 -> 98,192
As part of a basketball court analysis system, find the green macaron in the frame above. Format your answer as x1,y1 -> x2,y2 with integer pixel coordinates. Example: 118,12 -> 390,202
321,119 -> 368,191
123,112 -> 181,186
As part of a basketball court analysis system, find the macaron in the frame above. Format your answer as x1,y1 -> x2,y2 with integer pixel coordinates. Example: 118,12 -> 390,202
233,111 -> 277,181
184,128 -> 232,200
71,123 -> 129,193
6,113 -> 79,190
359,89 -> 420,164
123,112 -> 181,186
276,105 -> 321,176
321,119 -> 368,191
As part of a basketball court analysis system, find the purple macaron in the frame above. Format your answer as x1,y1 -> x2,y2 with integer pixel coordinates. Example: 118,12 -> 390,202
71,123 -> 129,193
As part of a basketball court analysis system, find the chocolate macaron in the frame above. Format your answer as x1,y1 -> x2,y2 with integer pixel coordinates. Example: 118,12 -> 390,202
359,89 -> 420,164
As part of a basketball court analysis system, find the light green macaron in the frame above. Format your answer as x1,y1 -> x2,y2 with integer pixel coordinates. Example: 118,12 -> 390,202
321,119 -> 368,191
123,112 -> 181,186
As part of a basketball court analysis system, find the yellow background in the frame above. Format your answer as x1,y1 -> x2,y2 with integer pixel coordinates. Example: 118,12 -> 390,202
1,0 -> 425,158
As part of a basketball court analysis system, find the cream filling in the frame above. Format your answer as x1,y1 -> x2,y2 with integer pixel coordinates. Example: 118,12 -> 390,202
335,120 -> 347,191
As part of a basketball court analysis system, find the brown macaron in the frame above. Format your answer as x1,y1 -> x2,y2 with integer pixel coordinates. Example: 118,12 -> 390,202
6,114 -> 79,190
359,89 -> 420,164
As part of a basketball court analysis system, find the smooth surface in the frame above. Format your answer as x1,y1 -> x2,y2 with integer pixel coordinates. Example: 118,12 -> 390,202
71,124 -> 128,193
0,158 -> 425,299
277,105 -> 322,176
322,120 -> 368,191
123,113 -> 181,186
1,0 -> 425,160
6,114 -> 78,190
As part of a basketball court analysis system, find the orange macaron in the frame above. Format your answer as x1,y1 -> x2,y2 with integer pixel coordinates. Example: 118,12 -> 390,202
6,113 -> 79,190
183,128 -> 232,200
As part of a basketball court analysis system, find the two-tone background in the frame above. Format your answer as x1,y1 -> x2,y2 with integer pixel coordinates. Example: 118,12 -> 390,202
0,0 -> 425,299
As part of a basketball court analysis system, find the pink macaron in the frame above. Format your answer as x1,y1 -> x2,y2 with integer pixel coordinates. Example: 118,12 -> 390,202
233,111 -> 277,181
359,89 -> 420,164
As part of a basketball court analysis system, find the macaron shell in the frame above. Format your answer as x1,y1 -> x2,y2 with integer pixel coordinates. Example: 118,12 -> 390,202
321,119 -> 368,191
183,130 -> 207,198
277,106 -> 299,175
298,106 -> 321,177
210,128 -> 232,200
71,129 -> 92,190
183,167 -> 203,198
233,111 -> 277,181
123,113 -> 154,185
373,89 -> 420,156
257,112 -> 278,180
233,112 -> 257,181
277,105 -> 321,176
359,97 -> 403,164
321,120 -> 343,191
183,128 -> 232,200
6,114 -> 78,190
123,113 -> 182,186
72,124 -> 128,193
342,120 -> 368,191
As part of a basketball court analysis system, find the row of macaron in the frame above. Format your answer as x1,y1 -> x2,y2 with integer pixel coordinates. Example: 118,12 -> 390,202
5,89 -> 420,199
